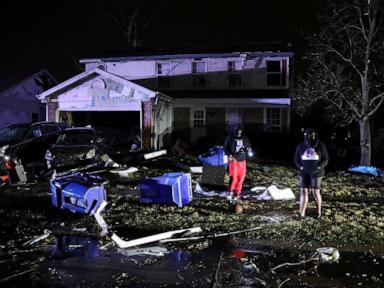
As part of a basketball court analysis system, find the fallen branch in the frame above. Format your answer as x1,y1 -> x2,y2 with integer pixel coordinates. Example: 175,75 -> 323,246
22,229 -> 52,246
212,251 -> 223,288
0,268 -> 36,283
278,278 -> 291,288
271,256 -> 318,271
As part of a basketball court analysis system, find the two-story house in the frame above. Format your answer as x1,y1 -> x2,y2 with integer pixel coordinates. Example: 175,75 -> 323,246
38,50 -> 293,150
0,69 -> 57,128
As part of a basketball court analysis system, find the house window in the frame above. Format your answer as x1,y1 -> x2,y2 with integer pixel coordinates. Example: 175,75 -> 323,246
192,61 -> 206,88
228,61 -> 241,87
266,60 -> 282,86
266,108 -> 281,127
31,113 -> 39,123
193,110 -> 205,127
157,62 -> 170,88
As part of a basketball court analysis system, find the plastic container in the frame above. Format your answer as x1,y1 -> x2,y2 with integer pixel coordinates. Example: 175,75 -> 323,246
50,172 -> 106,214
198,146 -> 228,167
140,172 -> 192,208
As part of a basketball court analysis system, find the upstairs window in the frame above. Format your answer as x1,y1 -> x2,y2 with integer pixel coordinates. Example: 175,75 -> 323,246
192,61 -> 206,88
157,62 -> 171,88
228,61 -> 242,87
266,59 -> 287,87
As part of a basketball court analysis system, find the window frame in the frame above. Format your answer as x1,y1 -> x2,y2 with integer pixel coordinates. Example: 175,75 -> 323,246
266,107 -> 281,128
192,61 -> 207,88
156,62 -> 171,88
192,109 -> 205,127
266,59 -> 282,87
227,61 -> 242,87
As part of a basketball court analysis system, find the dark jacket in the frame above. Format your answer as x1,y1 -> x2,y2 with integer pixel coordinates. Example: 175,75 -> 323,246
224,134 -> 251,161
294,140 -> 329,177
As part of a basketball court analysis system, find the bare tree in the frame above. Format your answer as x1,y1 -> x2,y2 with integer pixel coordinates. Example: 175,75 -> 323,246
102,0 -> 161,48
294,0 -> 384,166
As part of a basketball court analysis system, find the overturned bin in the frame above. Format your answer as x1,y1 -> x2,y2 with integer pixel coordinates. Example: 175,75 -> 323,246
199,146 -> 227,186
50,172 -> 107,214
140,172 -> 192,208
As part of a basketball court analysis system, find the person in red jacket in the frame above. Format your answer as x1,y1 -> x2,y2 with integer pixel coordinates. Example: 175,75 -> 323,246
224,126 -> 252,201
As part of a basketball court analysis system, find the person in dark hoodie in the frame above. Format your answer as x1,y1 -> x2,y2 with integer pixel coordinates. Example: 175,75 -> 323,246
294,128 -> 329,219
224,126 -> 252,201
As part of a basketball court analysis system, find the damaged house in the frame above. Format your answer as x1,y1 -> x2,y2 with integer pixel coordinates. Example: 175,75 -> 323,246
38,49 -> 293,150
0,69 -> 56,128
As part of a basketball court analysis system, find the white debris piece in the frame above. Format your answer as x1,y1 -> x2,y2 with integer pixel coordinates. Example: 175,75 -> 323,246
93,201 -> 202,249
194,182 -> 228,198
256,185 -> 295,200
23,229 -> 52,246
109,167 -> 138,178
118,246 -> 169,257
250,186 -> 267,192
316,247 -> 340,263
190,166 -> 203,173
111,227 -> 202,249
143,150 -> 167,160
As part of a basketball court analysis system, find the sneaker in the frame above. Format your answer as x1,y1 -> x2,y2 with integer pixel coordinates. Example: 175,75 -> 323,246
317,213 -> 322,220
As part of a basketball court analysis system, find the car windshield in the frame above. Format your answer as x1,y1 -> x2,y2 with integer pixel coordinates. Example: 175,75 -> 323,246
56,130 -> 95,145
0,126 -> 29,142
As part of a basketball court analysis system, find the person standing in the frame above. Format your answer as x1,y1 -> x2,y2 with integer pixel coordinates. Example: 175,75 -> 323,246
294,128 -> 329,219
224,126 -> 252,201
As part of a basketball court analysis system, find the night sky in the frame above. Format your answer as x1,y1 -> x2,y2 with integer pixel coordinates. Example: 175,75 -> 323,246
0,0 -> 315,82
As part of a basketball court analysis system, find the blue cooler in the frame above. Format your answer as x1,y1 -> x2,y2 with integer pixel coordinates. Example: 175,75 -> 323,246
50,173 -> 106,214
140,172 -> 192,208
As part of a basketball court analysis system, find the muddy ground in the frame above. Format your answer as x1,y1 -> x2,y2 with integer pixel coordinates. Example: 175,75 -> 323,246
0,154 -> 384,287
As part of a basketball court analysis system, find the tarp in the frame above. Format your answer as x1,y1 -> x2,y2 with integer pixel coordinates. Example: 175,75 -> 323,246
348,166 -> 384,177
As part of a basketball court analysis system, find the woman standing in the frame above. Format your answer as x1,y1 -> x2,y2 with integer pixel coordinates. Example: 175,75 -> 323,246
294,128 -> 329,219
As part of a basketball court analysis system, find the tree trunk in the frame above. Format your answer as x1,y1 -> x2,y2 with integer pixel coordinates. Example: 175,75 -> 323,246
359,118 -> 371,166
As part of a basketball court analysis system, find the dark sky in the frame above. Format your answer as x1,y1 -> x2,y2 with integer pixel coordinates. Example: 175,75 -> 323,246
0,0 -> 315,82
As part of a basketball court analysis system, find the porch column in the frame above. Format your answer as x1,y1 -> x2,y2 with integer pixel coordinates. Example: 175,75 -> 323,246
46,101 -> 58,122
142,100 -> 153,150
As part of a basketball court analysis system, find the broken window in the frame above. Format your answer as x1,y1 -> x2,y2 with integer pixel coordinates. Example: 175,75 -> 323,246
157,62 -> 170,88
228,61 -> 242,87
192,61 -> 206,88
266,60 -> 283,86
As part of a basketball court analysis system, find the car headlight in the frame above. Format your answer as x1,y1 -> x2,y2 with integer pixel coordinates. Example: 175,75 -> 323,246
247,150 -> 254,157
0,145 -> 9,156
85,148 -> 96,159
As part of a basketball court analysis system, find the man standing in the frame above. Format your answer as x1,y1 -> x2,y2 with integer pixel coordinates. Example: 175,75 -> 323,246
224,126 -> 252,201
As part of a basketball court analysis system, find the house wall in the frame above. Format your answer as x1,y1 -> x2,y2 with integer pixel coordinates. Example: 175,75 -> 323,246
84,55 -> 291,91
0,72 -> 52,127
172,98 -> 290,144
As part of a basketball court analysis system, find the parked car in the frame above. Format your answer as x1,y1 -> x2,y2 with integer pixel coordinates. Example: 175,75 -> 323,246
0,122 -> 68,183
45,127 -> 111,173
4,130 -> 66,184
0,122 -> 68,156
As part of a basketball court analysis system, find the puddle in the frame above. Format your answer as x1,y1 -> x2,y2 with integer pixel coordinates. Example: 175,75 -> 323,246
2,235 -> 383,287
222,245 -> 384,287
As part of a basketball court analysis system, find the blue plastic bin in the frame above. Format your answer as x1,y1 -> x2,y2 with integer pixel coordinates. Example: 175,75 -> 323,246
50,173 -> 106,214
140,172 -> 192,208
198,146 -> 228,167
